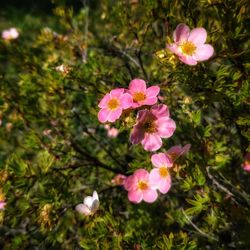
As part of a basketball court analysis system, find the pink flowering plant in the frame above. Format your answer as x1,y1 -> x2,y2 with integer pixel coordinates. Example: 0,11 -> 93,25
97,79 -> 190,203
1,1 -> 250,249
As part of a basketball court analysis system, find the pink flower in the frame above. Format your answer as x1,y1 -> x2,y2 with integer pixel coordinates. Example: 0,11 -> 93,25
98,88 -> 133,123
149,153 -> 172,194
0,201 -> 6,210
130,104 -> 176,151
111,174 -> 126,185
124,169 -> 158,203
242,153 -> 250,172
2,28 -> 19,40
167,23 -> 214,65
104,124 -> 119,138
166,144 -> 191,162
128,79 -> 160,108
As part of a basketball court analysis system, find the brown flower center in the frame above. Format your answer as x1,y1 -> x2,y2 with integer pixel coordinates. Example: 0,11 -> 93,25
107,98 -> 120,110
168,152 -> 178,161
159,167 -> 169,177
133,92 -> 146,102
180,41 -> 196,56
142,119 -> 157,133
137,181 -> 148,190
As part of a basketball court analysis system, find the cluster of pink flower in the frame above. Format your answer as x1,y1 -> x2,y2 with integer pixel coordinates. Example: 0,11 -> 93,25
112,145 -> 190,203
98,79 -> 176,151
98,78 -> 191,203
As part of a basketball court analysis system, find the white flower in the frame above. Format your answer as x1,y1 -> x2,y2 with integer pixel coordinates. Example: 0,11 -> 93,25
55,64 -> 69,74
75,191 -> 99,216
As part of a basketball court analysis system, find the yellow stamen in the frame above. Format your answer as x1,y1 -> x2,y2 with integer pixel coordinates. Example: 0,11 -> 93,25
159,167 -> 169,177
107,98 -> 120,110
133,92 -> 146,102
180,41 -> 196,56
137,181 -> 148,190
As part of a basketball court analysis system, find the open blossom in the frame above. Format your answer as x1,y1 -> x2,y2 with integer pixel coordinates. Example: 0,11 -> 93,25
124,169 -> 158,203
98,88 -> 133,123
111,174 -> 126,185
128,79 -> 160,108
2,28 -> 19,40
149,153 -> 172,194
167,23 -> 214,65
242,153 -> 250,172
75,191 -> 99,216
0,201 -> 6,210
130,104 -> 176,151
166,144 -> 191,163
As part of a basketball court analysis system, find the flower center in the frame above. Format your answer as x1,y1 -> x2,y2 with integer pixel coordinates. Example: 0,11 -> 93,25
137,180 -> 148,190
107,98 -> 120,110
142,119 -> 157,133
133,92 -> 146,102
159,167 -> 169,177
168,152 -> 178,161
180,41 -> 196,56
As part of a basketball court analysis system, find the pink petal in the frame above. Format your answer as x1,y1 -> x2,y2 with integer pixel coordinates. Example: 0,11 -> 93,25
167,145 -> 182,155
128,190 -> 143,203
137,109 -> 150,121
151,153 -> 172,168
130,126 -> 145,144
158,177 -> 171,194
167,144 -> 191,159
110,88 -> 124,98
157,118 -> 176,138
107,127 -> 119,138
146,86 -> 160,98
124,175 -> 137,191
98,94 -> 110,108
76,204 -> 91,215
131,102 -> 140,109
98,108 -> 111,123
129,79 -> 147,93
179,55 -> 197,65
149,168 -> 161,187
120,93 -> 133,109
182,144 -> 191,154
167,44 -> 182,56
193,44 -> 214,61
0,201 -> 6,210
151,104 -> 169,119
142,97 -> 158,106
134,169 -> 149,180
188,28 -> 207,46
173,23 -> 190,42
108,108 -> 122,122
141,133 -> 162,151
142,189 -> 158,203
244,166 -> 250,172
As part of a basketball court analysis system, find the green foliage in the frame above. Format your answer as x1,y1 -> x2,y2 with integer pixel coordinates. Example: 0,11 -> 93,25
0,0 -> 249,249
